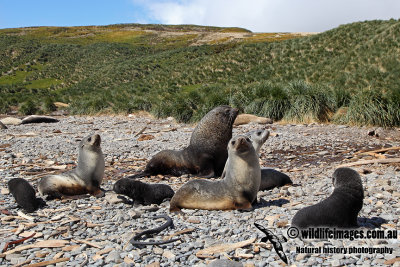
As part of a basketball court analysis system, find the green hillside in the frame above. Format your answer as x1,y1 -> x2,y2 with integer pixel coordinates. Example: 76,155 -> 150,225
0,20 -> 399,126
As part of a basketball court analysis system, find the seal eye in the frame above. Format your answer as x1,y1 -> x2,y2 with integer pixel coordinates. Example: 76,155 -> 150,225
246,138 -> 251,142
231,141 -> 236,146
87,137 -> 92,142
257,131 -> 261,136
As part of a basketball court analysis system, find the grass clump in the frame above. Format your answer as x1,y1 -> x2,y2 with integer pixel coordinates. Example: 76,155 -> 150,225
19,100 -> 38,115
336,88 -> 400,127
283,81 -> 333,123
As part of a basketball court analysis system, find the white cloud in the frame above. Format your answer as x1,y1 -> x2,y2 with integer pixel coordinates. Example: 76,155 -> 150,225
133,0 -> 400,32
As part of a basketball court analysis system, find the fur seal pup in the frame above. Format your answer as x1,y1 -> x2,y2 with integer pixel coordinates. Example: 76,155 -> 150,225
8,178 -> 45,213
113,178 -> 174,205
136,105 -> 238,178
221,128 -> 269,178
38,134 -> 105,199
259,169 -> 292,191
220,129 -> 291,191
170,135 -> 261,211
292,167 -> 364,228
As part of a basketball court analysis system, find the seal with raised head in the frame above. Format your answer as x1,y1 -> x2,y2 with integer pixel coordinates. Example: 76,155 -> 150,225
291,167 -> 364,228
113,178 -> 174,205
8,178 -> 45,213
221,128 -> 269,178
170,135 -> 261,211
38,134 -> 105,199
137,105 -> 238,178
220,129 -> 291,191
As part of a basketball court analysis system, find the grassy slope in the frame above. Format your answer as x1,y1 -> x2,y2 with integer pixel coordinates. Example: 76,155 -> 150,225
0,20 -> 399,126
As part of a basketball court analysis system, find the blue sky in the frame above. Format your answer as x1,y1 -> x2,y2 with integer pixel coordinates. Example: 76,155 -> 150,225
1,0 -> 399,32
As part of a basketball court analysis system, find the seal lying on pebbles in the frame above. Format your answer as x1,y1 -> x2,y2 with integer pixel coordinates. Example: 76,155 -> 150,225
21,115 -> 59,124
233,114 -> 273,126
135,105 -> 238,178
221,129 -> 292,191
292,167 -> 364,228
170,135 -> 261,211
38,134 -> 105,199
113,178 -> 174,205
8,178 -> 45,212
259,169 -> 292,191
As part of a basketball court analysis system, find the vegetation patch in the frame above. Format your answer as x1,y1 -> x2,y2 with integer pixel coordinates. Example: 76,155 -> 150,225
1,20 -> 400,126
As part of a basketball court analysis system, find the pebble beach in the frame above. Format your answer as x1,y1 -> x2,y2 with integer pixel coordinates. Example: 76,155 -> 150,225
0,114 -> 399,266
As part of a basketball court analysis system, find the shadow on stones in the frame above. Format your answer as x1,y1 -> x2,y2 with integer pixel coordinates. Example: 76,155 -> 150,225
253,198 -> 290,209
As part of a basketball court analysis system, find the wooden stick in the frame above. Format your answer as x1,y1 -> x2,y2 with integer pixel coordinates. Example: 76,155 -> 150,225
72,239 -> 102,249
134,126 -> 147,137
24,257 -> 69,267
12,258 -> 32,267
2,232 -> 35,252
354,146 -> 400,155
196,237 -> 256,259
338,158 -> 400,168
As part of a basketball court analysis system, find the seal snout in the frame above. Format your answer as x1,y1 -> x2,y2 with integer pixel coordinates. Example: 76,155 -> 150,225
233,136 -> 251,152
90,134 -> 101,146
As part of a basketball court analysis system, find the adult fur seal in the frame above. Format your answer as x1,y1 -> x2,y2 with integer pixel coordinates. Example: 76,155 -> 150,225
170,135 -> 261,211
113,178 -> 174,205
38,134 -> 105,199
8,178 -> 45,213
292,167 -> 364,228
135,105 -> 238,178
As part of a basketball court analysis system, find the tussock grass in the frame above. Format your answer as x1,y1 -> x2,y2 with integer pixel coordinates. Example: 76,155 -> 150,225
1,19 -> 400,127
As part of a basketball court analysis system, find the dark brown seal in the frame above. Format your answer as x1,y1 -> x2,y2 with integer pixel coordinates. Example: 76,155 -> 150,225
135,105 -> 238,178
291,167 -> 364,228
8,178 -> 45,213
113,178 -> 174,205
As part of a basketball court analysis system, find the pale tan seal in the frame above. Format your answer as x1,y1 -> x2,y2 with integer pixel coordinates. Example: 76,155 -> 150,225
38,134 -> 105,199
169,135 -> 261,211
233,114 -> 273,126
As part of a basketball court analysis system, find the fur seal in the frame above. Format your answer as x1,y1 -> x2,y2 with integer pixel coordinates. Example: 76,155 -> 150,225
221,128 -> 269,178
292,167 -> 364,228
259,169 -> 292,191
220,129 -> 291,191
136,105 -> 238,178
113,178 -> 174,205
21,115 -> 59,124
8,178 -> 45,213
170,135 -> 261,211
233,114 -> 273,126
38,134 -> 105,199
